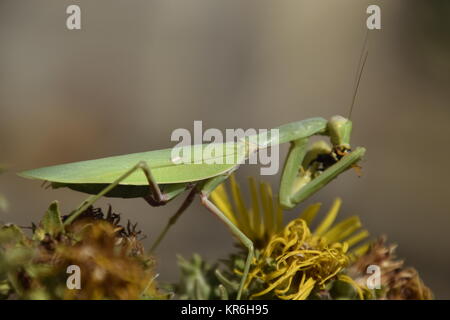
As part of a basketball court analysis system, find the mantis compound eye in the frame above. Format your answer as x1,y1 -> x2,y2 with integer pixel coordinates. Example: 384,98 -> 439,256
333,145 -> 352,158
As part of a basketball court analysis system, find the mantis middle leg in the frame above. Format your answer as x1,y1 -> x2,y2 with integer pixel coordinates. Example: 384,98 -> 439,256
64,161 -> 169,225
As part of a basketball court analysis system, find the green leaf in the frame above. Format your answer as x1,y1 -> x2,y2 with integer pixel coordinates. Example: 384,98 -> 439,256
0,279 -> 12,299
329,279 -> 358,300
174,254 -> 224,300
0,224 -> 27,245
40,201 -> 64,236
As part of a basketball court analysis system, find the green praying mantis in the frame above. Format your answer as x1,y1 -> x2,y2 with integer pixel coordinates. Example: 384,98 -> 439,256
19,115 -> 365,299
17,26 -> 372,300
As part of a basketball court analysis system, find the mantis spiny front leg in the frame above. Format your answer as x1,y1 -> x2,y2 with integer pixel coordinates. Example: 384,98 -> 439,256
279,117 -> 365,209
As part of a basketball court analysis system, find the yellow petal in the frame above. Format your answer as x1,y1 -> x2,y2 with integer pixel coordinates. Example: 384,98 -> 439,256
322,216 -> 361,243
210,183 -> 238,227
259,182 -> 275,237
299,202 -> 321,226
345,230 -> 369,247
351,242 -> 371,257
248,177 -> 262,239
230,175 -> 252,238
314,198 -> 341,237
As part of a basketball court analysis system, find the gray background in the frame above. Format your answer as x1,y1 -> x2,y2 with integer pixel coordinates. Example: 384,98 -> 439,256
1,1 -> 449,298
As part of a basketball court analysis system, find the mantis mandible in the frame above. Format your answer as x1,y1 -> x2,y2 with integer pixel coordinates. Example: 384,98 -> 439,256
19,116 -> 365,299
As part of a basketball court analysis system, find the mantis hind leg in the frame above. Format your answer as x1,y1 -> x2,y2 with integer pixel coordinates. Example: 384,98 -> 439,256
64,161 -> 167,225
149,186 -> 197,253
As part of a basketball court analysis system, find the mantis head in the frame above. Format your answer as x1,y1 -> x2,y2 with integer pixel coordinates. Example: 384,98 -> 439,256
326,115 -> 362,176
327,115 -> 353,158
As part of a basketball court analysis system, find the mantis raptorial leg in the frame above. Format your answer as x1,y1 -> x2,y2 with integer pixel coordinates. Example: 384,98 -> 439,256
279,137 -> 365,209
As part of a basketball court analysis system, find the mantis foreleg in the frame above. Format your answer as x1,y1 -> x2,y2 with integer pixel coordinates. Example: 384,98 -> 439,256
279,138 -> 310,209
279,139 -> 366,209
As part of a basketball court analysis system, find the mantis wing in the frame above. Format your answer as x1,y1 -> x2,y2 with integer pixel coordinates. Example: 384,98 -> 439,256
19,142 -> 247,185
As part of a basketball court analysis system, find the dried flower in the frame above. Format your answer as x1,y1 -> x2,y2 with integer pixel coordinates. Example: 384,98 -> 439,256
348,237 -> 433,300
0,202 -> 165,300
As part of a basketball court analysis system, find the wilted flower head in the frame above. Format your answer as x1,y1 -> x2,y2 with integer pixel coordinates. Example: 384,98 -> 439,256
62,218 -> 160,300
348,237 -> 433,300
0,203 -> 165,300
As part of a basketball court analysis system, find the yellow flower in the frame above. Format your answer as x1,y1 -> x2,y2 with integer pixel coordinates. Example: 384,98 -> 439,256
210,175 -> 283,249
211,175 -> 370,299
211,175 -> 369,252
248,216 -> 364,299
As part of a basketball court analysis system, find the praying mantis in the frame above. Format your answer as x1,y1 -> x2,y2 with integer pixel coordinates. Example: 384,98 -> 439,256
19,116 -> 365,299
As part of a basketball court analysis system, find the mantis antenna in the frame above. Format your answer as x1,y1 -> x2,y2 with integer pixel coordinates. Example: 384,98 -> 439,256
348,30 -> 370,120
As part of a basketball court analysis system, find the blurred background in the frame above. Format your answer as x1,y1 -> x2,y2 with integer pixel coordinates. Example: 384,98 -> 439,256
1,0 -> 449,298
